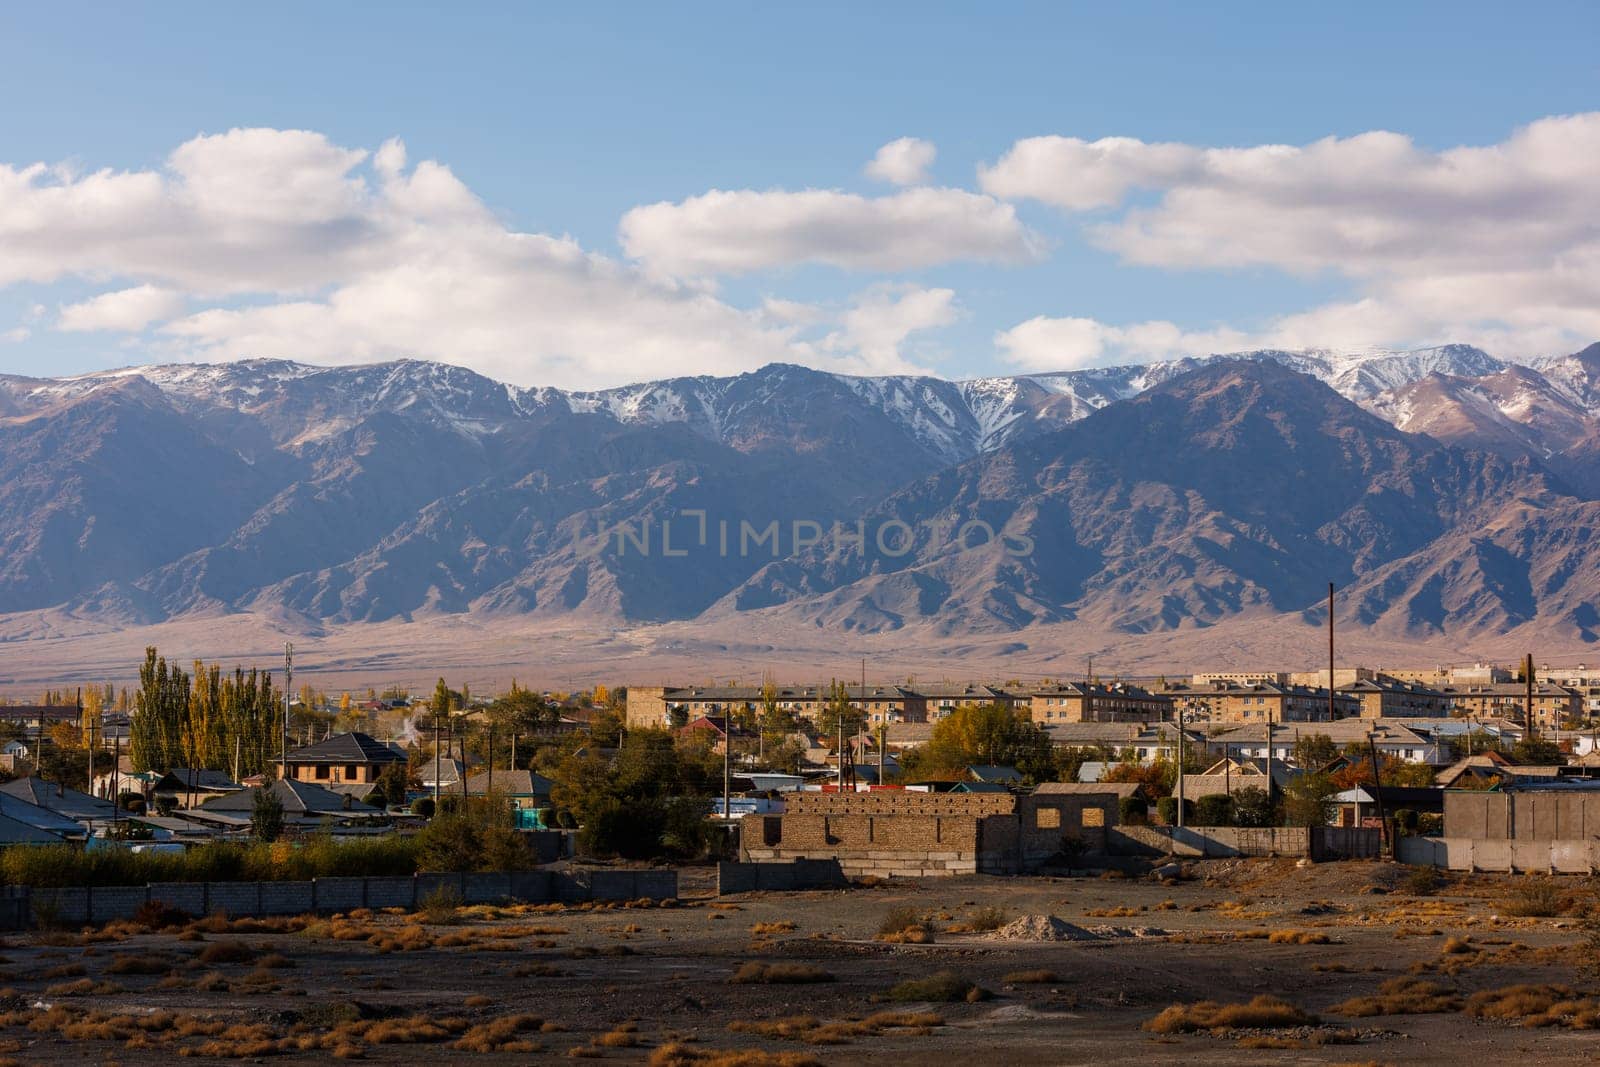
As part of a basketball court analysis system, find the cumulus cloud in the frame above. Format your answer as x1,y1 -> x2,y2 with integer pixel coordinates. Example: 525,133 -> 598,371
996,315 -> 1249,372
618,186 -> 1039,276
982,114 -> 1600,361
865,137 -> 936,185
58,285 -> 185,332
824,285 -> 959,375
0,128 -> 830,387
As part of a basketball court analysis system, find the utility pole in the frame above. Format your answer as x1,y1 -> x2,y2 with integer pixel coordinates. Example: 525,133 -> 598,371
722,709 -> 730,827
281,643 -> 293,781
1175,712 -> 1186,828
1525,652 -> 1537,741
80,689 -> 90,805
1328,582 -> 1336,721
487,721 -> 495,799
432,710 -> 441,811
1367,731 -> 1389,856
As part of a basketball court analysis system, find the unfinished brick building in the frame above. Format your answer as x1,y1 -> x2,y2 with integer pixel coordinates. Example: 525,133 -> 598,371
738,789 -> 1119,879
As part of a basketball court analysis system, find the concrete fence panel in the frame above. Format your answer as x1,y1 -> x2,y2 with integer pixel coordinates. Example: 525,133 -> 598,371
148,882 -> 207,916
313,877 -> 367,912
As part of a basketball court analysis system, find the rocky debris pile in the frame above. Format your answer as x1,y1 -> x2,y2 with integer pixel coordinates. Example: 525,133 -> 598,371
990,915 -> 1100,941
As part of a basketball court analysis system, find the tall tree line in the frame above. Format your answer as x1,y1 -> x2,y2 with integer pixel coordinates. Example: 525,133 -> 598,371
129,648 -> 280,778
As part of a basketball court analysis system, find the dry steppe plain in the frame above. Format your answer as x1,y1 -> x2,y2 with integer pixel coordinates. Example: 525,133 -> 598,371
0,859 -> 1595,1064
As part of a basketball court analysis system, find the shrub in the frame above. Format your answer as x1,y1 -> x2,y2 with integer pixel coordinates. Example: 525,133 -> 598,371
884,971 -> 988,1003
1267,930 -> 1330,945
1002,969 -> 1058,984
1499,878 -> 1565,918
1155,796 -> 1192,826
1194,793 -> 1233,827
1118,796 -> 1147,826
420,885 -> 465,925
1231,787 -> 1273,827
197,940 -> 257,965
729,962 -> 833,984
1143,995 -> 1316,1033
133,900 -> 191,929
965,906 -> 1009,932
876,905 -> 923,937
411,797 -> 435,818
1333,977 -> 1462,1017
1403,865 -> 1442,896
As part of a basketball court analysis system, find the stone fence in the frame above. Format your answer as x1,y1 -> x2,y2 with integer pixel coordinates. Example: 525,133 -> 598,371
0,867 -> 677,930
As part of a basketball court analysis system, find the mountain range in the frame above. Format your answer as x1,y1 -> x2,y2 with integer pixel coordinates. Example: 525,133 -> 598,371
4,341 -> 1600,674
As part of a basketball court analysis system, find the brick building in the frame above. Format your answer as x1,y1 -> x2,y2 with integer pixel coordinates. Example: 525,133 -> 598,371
739,788 -> 1119,878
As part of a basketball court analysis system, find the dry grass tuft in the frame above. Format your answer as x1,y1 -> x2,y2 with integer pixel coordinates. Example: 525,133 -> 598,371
750,921 -> 797,937
452,1013 -> 542,1052
884,971 -> 987,1003
196,940 -> 257,965
44,978 -> 123,997
1333,977 -> 1463,1017
650,1044 -> 824,1067
729,962 -> 833,985
1464,984 -> 1600,1028
1143,995 -> 1316,1034
1498,878 -> 1567,918
729,1011 -> 942,1046
1085,906 -> 1142,918
105,954 -> 172,975
1268,929 -> 1331,945
1002,969 -> 1058,984
875,906 -> 933,943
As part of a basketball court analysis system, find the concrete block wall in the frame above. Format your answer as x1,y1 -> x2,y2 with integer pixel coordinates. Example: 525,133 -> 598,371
148,882 -> 207,915
1110,825 -> 1312,858
366,876 -> 417,909
3,867 -> 679,930
1397,835 -> 1600,872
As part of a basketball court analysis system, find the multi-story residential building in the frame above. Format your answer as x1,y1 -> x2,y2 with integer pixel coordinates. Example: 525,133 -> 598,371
1163,681 -> 1357,723
1338,678 -> 1452,719
1026,682 -> 1174,724
1191,671 -> 1289,686
1438,683 -> 1581,732
912,684 -> 1023,720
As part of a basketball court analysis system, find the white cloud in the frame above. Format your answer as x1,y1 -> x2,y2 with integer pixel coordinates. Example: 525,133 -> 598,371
0,128 -> 831,387
618,186 -> 1039,277
983,114 -> 1600,361
865,137 -> 936,185
824,285 -> 959,375
1,327 -> 28,344
996,315 -> 1248,372
980,135 -> 1201,210
58,285 -> 185,332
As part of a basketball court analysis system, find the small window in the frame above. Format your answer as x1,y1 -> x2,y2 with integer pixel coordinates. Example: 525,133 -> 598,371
315,765 -> 329,780
1036,807 -> 1061,828
1081,807 -> 1105,827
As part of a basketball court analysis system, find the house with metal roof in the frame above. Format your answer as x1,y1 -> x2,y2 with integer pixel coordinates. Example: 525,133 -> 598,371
285,731 -> 407,787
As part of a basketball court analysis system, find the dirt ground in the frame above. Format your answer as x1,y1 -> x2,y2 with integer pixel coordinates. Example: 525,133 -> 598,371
0,859 -> 1596,1065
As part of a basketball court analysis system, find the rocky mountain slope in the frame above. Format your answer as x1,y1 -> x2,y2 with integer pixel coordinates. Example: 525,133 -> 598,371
1,343 -> 1597,646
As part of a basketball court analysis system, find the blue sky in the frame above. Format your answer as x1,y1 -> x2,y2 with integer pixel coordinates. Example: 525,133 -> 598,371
1,2 -> 1596,386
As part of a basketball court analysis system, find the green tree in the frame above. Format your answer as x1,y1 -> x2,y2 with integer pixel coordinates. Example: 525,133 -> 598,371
1232,786 -> 1273,827
251,788 -> 285,843
896,703 -> 1054,783
1292,733 -> 1339,769
1512,737 -> 1563,764
815,680 -> 864,744
1281,772 -> 1337,827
